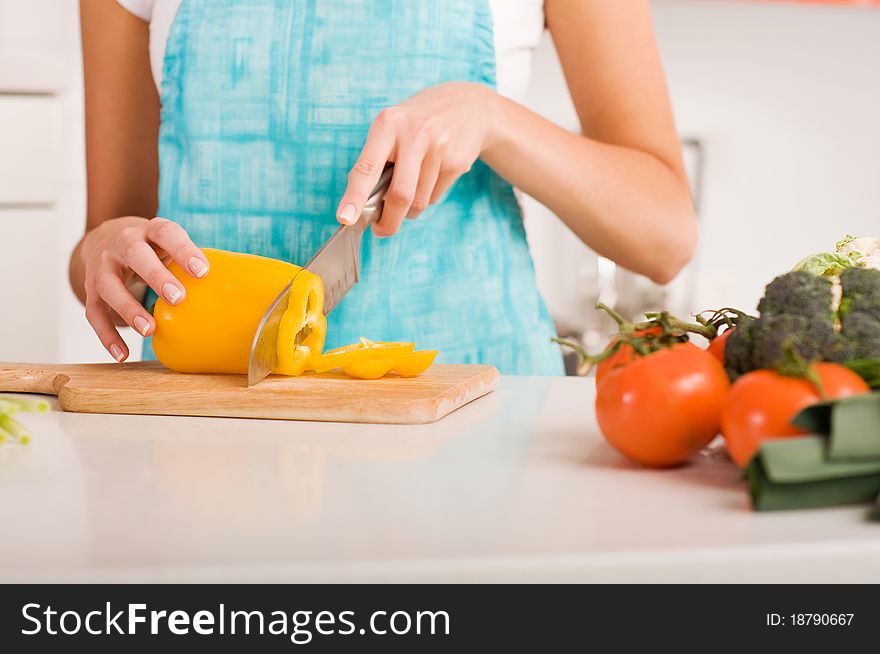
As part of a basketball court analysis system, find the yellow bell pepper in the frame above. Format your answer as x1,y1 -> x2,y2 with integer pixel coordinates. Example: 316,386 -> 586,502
311,339 -> 416,374
152,248 -> 326,375
275,271 -> 325,376
390,350 -> 439,377
342,350 -> 438,379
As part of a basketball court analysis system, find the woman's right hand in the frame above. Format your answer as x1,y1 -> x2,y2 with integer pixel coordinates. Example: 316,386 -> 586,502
79,216 -> 209,362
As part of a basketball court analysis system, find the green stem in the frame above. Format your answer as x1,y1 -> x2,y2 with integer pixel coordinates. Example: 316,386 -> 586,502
552,337 -> 625,376
805,367 -> 828,401
595,302 -> 633,332
635,314 -> 717,340
0,396 -> 49,414
551,337 -> 591,361
693,307 -> 754,333
0,400 -> 19,416
775,341 -> 827,398
0,415 -> 30,445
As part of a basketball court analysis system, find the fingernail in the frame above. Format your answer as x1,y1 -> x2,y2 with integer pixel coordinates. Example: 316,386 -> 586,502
163,283 -> 182,305
338,204 -> 357,225
188,257 -> 208,278
110,344 -> 125,362
133,316 -> 151,336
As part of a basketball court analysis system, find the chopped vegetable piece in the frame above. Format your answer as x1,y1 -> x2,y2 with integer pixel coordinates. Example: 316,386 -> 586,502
0,400 -> 19,416
275,271 -> 326,376
389,350 -> 438,377
0,396 -> 49,414
0,414 -> 31,445
342,350 -> 438,380
311,340 -> 415,373
746,436 -> 880,511
342,357 -> 397,380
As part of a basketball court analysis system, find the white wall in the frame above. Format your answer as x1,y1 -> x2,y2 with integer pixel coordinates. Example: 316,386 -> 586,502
2,0 -> 880,363
523,0 -> 880,332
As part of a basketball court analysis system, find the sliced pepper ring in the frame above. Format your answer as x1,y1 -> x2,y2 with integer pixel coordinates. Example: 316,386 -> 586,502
275,271 -> 326,376
311,340 -> 415,374
342,350 -> 438,380
390,350 -> 438,377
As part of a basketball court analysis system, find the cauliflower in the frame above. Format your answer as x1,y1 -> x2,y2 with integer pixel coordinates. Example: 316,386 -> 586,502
793,234 -> 880,313
836,235 -> 880,271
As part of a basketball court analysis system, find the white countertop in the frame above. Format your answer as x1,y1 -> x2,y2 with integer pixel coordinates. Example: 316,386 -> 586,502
2,376 -> 879,583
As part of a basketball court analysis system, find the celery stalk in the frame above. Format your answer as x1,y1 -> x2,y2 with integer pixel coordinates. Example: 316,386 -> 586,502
0,415 -> 30,445
0,396 -> 49,414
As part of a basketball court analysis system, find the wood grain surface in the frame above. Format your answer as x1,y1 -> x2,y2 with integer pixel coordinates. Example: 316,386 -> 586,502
0,361 -> 500,424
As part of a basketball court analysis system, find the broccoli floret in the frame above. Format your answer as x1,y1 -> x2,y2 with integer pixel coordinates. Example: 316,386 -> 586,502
723,267 -> 877,381
724,272 -> 839,381
757,271 -> 835,320
750,314 -> 836,370
724,317 -> 755,381
838,267 -> 880,321
828,312 -> 880,363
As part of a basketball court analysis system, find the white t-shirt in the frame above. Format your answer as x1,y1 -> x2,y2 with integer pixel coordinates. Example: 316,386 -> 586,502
117,0 -> 545,102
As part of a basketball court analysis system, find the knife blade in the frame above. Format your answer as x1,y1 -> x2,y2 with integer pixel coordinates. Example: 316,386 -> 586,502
246,274 -> 298,388
247,164 -> 393,386
308,164 -> 394,314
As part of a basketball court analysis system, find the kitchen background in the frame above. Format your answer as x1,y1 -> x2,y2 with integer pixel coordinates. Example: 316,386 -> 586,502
1,0 -> 879,365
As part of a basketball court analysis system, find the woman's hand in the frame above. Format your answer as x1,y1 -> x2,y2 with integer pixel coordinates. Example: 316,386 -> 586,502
79,216 -> 209,362
336,82 -> 499,236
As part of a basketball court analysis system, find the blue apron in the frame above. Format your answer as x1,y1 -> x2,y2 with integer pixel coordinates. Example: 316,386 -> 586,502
144,0 -> 563,376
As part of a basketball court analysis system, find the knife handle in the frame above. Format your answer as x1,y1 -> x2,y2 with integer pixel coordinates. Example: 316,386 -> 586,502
360,164 -> 394,227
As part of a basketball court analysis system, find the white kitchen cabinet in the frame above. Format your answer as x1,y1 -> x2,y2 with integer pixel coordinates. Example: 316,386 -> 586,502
0,45 -> 67,362
0,208 -> 58,361
0,0 -> 75,362
0,95 -> 60,206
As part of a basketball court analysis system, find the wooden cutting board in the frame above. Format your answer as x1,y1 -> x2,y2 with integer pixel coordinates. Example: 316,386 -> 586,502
0,361 -> 499,424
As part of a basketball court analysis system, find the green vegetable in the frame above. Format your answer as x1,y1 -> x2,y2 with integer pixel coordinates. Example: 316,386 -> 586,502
837,267 -> 880,321
792,234 -> 880,277
0,396 -> 49,414
837,234 -> 858,250
0,394 -> 48,446
746,446 -> 880,512
749,313 -> 836,372
0,414 -> 31,445
824,269 -> 880,383
747,394 -> 880,511
831,314 -> 880,364
836,235 -> 880,271
724,267 -> 880,386
723,316 -> 755,382
793,393 -> 880,462
793,251 -> 859,277
0,399 -> 20,416
841,359 -> 880,388
756,271 -> 835,321
725,272 -> 836,379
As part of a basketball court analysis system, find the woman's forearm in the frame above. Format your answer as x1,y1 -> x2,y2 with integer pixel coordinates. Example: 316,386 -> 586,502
481,94 -> 698,285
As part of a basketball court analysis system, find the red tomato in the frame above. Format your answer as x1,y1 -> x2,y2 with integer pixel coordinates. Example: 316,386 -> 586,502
707,328 -> 732,366
721,363 -> 870,468
595,342 -> 730,468
595,327 -> 663,387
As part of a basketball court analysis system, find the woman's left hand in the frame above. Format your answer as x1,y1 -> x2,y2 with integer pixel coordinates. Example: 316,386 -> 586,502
336,82 -> 498,236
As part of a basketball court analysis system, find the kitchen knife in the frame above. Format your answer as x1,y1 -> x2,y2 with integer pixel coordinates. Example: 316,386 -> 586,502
247,164 -> 394,386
